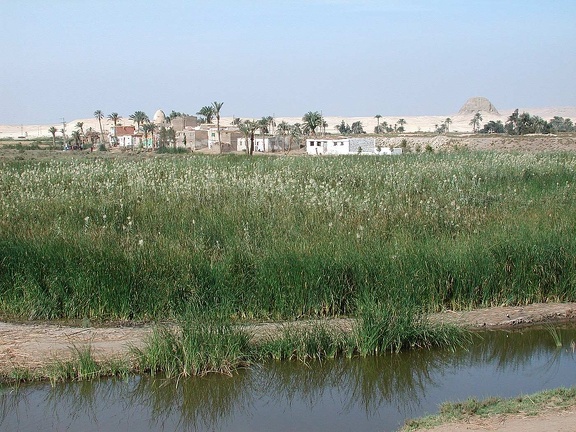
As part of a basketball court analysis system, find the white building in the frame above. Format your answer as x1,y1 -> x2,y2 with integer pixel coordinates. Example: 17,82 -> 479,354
306,137 -> 402,156
237,136 -> 284,152
109,125 -> 142,148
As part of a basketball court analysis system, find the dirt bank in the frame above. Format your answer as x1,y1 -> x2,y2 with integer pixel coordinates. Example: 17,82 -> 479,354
2,302 -> 576,374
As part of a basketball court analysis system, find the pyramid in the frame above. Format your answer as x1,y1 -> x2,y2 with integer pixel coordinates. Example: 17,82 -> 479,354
458,97 -> 500,115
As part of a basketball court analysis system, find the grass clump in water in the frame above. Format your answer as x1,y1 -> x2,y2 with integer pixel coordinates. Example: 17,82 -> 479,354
132,318 -> 253,378
257,324 -> 355,362
355,295 -> 470,355
46,345 -> 130,384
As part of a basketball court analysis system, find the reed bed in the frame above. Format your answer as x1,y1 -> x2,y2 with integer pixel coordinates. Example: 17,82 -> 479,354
0,152 -> 575,323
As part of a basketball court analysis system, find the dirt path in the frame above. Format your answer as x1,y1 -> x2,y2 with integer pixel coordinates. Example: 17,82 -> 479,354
2,303 -> 576,373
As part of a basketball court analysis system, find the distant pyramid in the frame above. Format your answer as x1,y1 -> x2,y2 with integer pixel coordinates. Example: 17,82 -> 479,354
458,97 -> 500,115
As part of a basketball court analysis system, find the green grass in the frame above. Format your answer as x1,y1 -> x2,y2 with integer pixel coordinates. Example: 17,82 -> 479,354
131,319 -> 253,378
402,387 -> 576,431
1,345 -> 131,386
0,152 -> 575,323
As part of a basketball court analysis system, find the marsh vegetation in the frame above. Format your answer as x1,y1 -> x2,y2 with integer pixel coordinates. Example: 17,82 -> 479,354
1,152 -> 575,375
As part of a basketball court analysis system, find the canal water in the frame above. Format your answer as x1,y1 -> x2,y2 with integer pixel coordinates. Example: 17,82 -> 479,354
1,328 -> 575,432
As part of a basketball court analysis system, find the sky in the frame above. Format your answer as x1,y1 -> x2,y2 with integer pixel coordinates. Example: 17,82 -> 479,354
1,0 -> 575,124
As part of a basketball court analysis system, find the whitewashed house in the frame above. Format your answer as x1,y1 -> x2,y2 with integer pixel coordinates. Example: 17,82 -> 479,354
237,136 -> 284,152
306,137 -> 377,155
306,138 -> 349,155
109,125 -> 142,148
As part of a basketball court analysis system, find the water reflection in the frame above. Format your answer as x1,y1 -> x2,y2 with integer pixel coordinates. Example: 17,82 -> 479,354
2,328 -> 576,432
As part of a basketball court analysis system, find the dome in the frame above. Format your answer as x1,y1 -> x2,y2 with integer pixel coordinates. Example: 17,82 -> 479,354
153,109 -> 166,125
458,97 -> 500,115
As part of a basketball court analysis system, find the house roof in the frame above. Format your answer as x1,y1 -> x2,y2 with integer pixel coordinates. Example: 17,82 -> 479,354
115,126 -> 136,136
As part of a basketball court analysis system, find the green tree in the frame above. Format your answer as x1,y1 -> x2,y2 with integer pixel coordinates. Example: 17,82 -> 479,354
168,110 -> 189,121
257,117 -> 270,152
549,116 -> 574,133
374,115 -> 385,134
337,120 -> 350,134
351,121 -> 365,134
197,106 -> 214,124
48,126 -> 57,147
290,123 -> 303,150
142,122 -> 157,149
480,120 -> 505,134
263,115 -> 275,134
71,130 -> 82,148
158,126 -> 168,148
212,101 -> 224,153
129,111 -> 149,131
75,121 -> 84,136
168,127 -> 177,149
302,111 -> 323,136
469,112 -> 482,133
397,118 -> 406,132
239,120 -> 259,155
321,118 -> 328,135
444,117 -> 452,133
107,112 -> 121,145
94,110 -> 105,145
505,109 -> 519,135
276,120 -> 291,152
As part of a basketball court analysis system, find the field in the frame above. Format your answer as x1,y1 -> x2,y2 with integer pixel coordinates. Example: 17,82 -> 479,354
1,149 -> 575,324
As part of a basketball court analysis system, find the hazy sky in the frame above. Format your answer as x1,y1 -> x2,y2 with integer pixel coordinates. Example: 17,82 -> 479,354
1,0 -> 575,124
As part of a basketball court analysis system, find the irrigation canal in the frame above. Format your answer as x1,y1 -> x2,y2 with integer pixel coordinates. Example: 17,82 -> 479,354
2,327 -> 576,432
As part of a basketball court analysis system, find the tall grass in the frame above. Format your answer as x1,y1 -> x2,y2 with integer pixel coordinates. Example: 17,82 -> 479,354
131,319 -> 253,378
0,152 -> 575,321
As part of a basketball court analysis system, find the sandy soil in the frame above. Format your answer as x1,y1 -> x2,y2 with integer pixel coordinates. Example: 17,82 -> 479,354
413,408 -> 576,432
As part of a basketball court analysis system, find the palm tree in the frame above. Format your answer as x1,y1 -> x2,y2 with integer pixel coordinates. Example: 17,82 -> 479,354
94,110 -> 105,145
290,123 -> 303,150
375,114 -> 382,131
142,122 -> 158,149
239,120 -> 259,155
470,112 -> 483,133
129,111 -> 149,131
238,121 -> 251,155
321,118 -> 328,136
257,117 -> 271,152
444,118 -> 452,133
48,126 -> 57,147
302,111 -> 322,136
212,101 -> 224,154
71,130 -> 82,149
263,115 -> 275,134
107,112 -> 121,146
232,117 -> 242,126
197,106 -> 214,124
276,121 -> 291,152
75,122 -> 85,145
397,118 -> 407,132
351,121 -> 365,134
